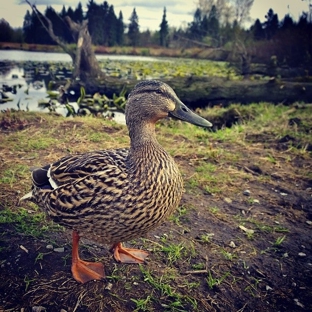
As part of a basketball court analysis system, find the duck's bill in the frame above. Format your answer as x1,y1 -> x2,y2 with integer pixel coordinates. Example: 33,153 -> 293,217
169,100 -> 212,128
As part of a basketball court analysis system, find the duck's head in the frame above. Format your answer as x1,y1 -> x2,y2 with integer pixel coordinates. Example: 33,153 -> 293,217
126,80 -> 212,128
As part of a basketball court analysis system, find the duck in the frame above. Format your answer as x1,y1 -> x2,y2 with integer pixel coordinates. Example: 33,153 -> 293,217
21,80 -> 212,284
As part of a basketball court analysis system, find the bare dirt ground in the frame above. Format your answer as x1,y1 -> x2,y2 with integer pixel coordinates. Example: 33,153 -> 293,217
0,108 -> 311,312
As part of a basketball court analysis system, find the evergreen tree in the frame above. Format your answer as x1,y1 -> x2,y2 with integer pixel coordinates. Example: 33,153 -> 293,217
74,2 -> 84,23
66,7 -> 75,21
86,0 -> 104,45
264,8 -> 279,40
189,8 -> 202,40
281,14 -> 294,30
207,5 -> 219,40
0,19 -> 13,42
60,5 -> 67,18
101,1 -> 110,45
128,8 -> 140,46
45,6 -> 62,45
116,11 -> 124,45
251,18 -> 264,40
106,5 -> 118,46
159,7 -> 169,47
23,11 -> 46,44
23,10 -> 32,43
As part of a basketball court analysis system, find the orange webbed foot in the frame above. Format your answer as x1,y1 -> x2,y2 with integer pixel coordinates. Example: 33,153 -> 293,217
111,242 -> 149,264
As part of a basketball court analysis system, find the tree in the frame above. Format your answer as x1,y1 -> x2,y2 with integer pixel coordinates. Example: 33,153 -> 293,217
86,0 -> 104,45
25,0 -> 104,81
189,8 -> 203,40
128,8 -> 140,46
0,19 -> 13,42
264,8 -> 279,40
195,0 -> 232,25
232,0 -> 254,25
106,5 -> 118,46
207,5 -> 219,40
251,18 -> 264,40
159,7 -> 169,47
281,14 -> 294,31
73,2 -> 84,23
116,11 -> 124,45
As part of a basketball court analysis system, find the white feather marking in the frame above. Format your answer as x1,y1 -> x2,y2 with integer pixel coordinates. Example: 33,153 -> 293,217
47,167 -> 58,189
19,191 -> 33,201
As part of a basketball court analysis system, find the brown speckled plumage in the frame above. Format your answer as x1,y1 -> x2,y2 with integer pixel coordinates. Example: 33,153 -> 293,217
21,80 -> 211,283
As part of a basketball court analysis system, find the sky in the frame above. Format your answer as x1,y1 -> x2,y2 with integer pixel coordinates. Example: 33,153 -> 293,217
0,0 -> 310,31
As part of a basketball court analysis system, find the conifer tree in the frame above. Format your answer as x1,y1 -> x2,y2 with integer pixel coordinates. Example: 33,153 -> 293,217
159,7 -> 169,47
128,8 -> 139,46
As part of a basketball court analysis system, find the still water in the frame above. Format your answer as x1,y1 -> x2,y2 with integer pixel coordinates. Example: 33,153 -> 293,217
0,50 -> 160,120
0,50 -> 160,62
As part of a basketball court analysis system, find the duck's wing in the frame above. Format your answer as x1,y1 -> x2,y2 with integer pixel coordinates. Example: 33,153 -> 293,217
33,164 -> 128,226
31,148 -> 129,189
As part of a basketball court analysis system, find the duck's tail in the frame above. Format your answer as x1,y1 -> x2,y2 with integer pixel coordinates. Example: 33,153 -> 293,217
20,191 -> 33,201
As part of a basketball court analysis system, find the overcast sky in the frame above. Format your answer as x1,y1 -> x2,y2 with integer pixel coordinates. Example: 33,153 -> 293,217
0,0 -> 309,31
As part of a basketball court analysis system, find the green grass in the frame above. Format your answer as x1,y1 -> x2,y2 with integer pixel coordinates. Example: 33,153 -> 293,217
0,206 -> 62,238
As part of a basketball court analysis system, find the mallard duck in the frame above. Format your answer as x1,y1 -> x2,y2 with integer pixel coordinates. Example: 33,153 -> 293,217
21,80 -> 212,283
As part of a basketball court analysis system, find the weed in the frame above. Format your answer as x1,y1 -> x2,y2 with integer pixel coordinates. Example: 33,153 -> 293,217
24,275 -> 36,291
131,296 -> 152,311
198,233 -> 214,243
209,206 -> 219,214
206,271 -> 229,289
273,235 -> 286,246
161,242 -> 185,264
169,205 -> 187,225
192,263 -> 206,270
220,249 -> 236,261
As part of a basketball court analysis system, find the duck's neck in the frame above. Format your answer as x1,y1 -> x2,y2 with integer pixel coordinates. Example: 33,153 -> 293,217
128,121 -> 161,150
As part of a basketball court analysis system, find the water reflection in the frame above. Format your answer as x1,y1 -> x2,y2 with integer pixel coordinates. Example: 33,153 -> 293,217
0,51 -> 165,123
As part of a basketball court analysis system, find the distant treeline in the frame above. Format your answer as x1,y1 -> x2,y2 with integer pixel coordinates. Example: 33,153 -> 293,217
0,1 -> 311,68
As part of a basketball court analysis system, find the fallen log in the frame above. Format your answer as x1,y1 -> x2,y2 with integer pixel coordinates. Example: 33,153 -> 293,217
67,76 -> 312,109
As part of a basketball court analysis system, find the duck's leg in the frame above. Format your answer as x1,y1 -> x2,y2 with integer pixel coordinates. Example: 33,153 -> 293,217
111,242 -> 149,264
71,230 -> 105,283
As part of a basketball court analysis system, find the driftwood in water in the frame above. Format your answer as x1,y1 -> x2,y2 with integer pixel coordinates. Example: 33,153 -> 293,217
25,0 -> 105,81
68,76 -> 312,109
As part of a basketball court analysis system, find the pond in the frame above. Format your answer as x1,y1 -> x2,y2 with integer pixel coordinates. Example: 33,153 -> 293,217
0,50 -> 164,121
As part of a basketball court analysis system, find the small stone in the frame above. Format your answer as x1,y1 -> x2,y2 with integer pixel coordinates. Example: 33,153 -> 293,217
294,299 -> 305,308
253,199 -> 260,204
298,252 -> 306,257
53,247 -> 65,253
306,220 -> 312,225
283,252 -> 289,258
46,244 -> 53,250
239,225 -> 254,234
280,192 -> 288,196
105,282 -> 113,290
60,309 -> 67,312
229,241 -> 236,248
243,190 -> 250,196
266,285 -> 273,291
224,197 -> 232,204
133,282 -> 139,285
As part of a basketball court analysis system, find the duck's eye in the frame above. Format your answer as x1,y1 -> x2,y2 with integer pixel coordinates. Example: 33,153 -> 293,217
155,90 -> 163,95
